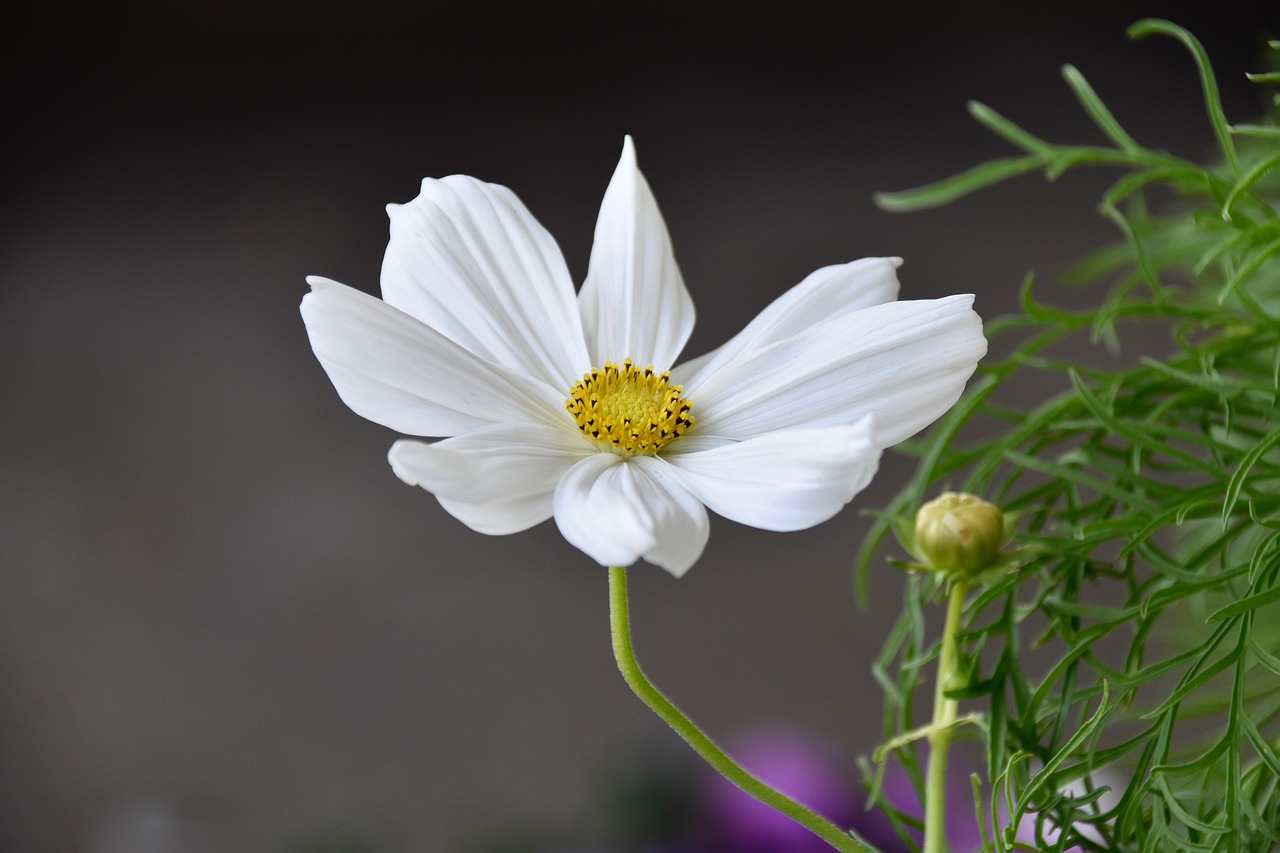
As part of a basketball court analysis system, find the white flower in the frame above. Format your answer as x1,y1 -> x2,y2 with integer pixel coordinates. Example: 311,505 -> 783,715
301,137 -> 987,577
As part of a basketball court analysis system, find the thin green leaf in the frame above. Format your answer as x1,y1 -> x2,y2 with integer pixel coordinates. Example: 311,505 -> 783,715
874,154 -> 1051,212
1231,123 -> 1280,138
1217,233 -> 1280,303
1205,582 -> 1280,624
1221,151 -> 1280,222
1222,427 -> 1280,526
967,99 -> 1054,154
1128,18 -> 1240,176
1061,63 -> 1142,153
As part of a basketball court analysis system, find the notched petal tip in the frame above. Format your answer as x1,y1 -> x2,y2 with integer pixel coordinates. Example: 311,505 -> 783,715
663,555 -> 696,579
387,439 -> 424,487
300,276 -> 349,313
935,292 -> 979,313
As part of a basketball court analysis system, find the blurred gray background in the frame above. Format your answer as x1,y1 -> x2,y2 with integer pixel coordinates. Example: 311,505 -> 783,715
1,2 -> 1274,850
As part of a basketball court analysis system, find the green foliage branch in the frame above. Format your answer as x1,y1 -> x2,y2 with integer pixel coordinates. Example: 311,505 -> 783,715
858,21 -> 1280,853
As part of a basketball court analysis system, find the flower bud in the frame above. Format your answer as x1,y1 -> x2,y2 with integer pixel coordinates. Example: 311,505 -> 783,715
914,492 -> 1004,575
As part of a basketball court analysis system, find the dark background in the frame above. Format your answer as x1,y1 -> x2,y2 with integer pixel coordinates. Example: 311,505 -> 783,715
2,2 -> 1275,851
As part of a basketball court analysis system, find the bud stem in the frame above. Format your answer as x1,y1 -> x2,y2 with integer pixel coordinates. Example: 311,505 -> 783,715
924,577 -> 969,853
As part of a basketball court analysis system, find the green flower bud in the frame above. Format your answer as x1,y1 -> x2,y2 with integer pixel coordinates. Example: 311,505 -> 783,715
914,492 -> 1004,575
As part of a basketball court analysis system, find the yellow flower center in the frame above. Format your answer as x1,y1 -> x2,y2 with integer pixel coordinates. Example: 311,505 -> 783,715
565,359 -> 694,456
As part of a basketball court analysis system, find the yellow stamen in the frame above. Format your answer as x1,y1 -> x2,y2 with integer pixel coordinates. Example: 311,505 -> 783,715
565,358 -> 694,456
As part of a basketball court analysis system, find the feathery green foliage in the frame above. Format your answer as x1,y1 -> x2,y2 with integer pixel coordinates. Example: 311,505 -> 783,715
860,21 -> 1280,852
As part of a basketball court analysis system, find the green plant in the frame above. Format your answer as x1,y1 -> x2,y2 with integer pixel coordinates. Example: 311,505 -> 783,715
860,20 -> 1280,853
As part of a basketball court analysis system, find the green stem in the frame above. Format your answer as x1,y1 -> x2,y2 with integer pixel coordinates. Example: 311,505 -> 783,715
924,577 -> 970,853
608,565 -> 876,853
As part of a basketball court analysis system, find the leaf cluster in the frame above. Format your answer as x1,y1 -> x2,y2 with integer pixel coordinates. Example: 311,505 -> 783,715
858,22 -> 1280,853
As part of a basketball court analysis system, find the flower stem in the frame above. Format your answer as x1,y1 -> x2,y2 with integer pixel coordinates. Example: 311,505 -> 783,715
608,565 -> 876,853
924,577 -> 970,853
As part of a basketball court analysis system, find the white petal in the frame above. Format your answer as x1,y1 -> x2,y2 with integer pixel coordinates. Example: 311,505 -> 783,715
628,456 -> 712,575
388,424 -> 592,534
673,257 -> 902,387
553,453 -> 709,577
686,295 -> 986,448
381,175 -> 591,389
665,419 -> 881,531
579,137 -> 695,370
301,277 -> 566,436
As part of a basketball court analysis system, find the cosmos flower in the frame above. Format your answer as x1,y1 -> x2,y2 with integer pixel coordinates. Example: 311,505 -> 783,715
301,137 -> 986,576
